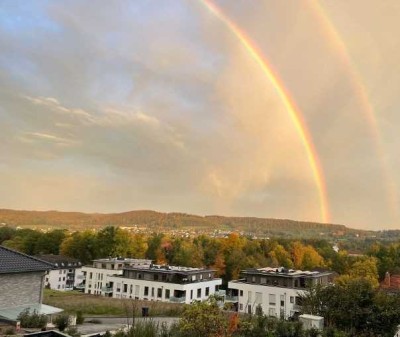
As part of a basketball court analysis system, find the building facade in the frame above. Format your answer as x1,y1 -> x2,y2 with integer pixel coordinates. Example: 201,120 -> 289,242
81,258 -> 222,304
82,257 -> 153,295
228,267 -> 333,318
36,255 -> 83,291
108,264 -> 222,304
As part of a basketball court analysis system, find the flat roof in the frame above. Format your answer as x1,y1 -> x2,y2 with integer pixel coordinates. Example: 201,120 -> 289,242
0,304 -> 63,321
92,258 -> 152,263
241,266 -> 333,278
124,264 -> 216,275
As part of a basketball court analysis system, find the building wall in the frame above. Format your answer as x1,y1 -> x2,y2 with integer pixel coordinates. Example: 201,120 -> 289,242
82,266 -> 123,295
228,281 -> 305,318
0,272 -> 45,309
45,268 -> 82,291
108,276 -> 222,304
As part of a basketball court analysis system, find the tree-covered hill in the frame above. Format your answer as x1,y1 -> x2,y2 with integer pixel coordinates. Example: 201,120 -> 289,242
0,208 -> 363,238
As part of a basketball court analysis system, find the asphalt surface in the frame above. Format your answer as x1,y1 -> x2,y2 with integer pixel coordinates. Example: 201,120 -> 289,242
78,316 -> 179,335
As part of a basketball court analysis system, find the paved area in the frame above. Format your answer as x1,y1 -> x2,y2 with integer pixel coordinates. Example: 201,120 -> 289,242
78,317 -> 179,335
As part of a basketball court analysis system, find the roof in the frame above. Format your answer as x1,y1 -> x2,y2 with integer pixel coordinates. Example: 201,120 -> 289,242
35,255 -> 82,269
0,303 -> 63,321
124,264 -> 216,275
0,246 -> 53,274
299,314 -> 324,321
241,266 -> 333,278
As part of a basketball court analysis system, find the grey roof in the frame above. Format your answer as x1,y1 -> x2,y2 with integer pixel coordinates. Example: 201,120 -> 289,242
0,245 -> 54,274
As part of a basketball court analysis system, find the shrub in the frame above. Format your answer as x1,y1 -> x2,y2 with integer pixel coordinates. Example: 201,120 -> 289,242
5,327 -> 15,335
54,314 -> 70,331
17,308 -> 48,328
76,310 -> 84,325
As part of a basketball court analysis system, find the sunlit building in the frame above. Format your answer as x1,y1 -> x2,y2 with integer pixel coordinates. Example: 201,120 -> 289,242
228,267 -> 334,318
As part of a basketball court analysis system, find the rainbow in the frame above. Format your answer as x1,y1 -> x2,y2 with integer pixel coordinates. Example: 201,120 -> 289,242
200,0 -> 330,223
308,0 -> 399,223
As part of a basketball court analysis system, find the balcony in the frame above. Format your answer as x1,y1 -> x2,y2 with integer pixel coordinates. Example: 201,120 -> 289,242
225,295 -> 238,302
75,283 -> 85,290
214,290 -> 226,297
293,304 -> 302,311
170,296 -> 186,303
101,287 -> 113,294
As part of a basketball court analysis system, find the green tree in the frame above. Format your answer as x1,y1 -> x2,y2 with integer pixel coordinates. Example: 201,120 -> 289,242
178,298 -> 226,337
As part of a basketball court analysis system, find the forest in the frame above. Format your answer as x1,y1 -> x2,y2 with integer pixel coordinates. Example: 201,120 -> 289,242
3,225 -> 400,336
0,225 -> 398,285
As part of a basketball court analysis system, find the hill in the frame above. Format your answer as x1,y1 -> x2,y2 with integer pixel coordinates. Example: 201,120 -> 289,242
0,209 -> 365,238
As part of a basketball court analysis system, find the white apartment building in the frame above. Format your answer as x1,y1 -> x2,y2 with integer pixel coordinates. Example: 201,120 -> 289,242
108,264 -> 222,304
37,255 -> 83,291
228,267 -> 334,319
81,257 -> 153,295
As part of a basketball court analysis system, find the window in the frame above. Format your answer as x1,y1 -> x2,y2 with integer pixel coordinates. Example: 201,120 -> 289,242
63,277 -> 65,281
57,285 -> 60,289
154,274 -> 159,281
151,287 -> 155,297
59,270 -> 62,274
157,288 -> 162,298
144,287 -> 149,296
290,296 -> 294,304
59,277 -> 61,281
205,287 -> 209,296
248,291 -> 252,302
135,285 -> 140,296
192,275 -> 197,281
269,294 -> 276,305
190,290 -> 193,299
89,272 -> 93,279
165,289 -> 170,299
138,273 -> 142,279
162,274 -> 167,281
239,303 -> 243,311
268,308 -> 275,317
255,292 -> 262,304
240,290 -> 243,297
123,284 -> 128,293
197,288 -> 201,298
252,276 -> 256,283
280,295 -> 284,306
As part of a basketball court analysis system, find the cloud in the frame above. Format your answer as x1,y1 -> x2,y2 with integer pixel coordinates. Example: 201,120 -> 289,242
0,0 -> 400,228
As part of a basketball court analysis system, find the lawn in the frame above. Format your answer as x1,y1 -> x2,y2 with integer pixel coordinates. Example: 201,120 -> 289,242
43,289 -> 184,317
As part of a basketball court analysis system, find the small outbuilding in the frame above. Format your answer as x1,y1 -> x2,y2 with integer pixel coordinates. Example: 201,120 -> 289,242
299,314 -> 324,330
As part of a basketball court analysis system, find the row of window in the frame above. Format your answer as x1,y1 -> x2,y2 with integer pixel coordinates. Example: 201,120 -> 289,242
239,290 -> 301,307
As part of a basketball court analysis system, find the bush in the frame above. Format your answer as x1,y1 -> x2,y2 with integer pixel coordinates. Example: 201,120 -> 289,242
65,326 -> 80,337
17,308 -> 48,328
54,314 -> 70,331
76,310 -> 84,325
5,327 -> 15,335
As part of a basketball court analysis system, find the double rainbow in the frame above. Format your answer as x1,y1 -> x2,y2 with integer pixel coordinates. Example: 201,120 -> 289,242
201,0 -> 330,223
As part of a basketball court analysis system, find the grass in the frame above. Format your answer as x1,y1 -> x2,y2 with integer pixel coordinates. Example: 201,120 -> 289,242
43,289 -> 184,317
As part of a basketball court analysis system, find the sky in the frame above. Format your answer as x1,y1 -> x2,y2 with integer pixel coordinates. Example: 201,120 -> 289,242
1,0 -> 399,230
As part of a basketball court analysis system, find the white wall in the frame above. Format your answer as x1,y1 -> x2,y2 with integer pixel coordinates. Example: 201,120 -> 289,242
228,281 -> 305,318
108,275 -> 222,304
82,266 -> 123,295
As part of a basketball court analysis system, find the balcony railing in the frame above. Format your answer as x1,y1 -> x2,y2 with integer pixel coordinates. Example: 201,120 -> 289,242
101,287 -> 113,293
293,304 -> 302,311
170,296 -> 186,303
214,290 -> 226,297
75,283 -> 85,290
225,295 -> 238,302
